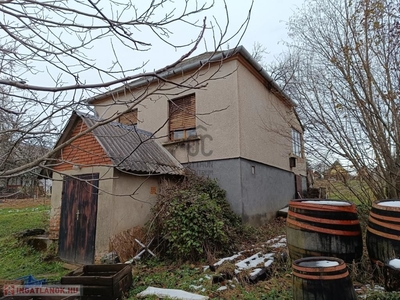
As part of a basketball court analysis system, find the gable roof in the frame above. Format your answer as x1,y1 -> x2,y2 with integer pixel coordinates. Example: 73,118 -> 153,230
88,46 -> 296,107
48,111 -> 184,176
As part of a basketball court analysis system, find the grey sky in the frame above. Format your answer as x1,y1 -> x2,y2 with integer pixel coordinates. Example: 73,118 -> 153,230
19,1 -> 304,89
143,0 -> 303,70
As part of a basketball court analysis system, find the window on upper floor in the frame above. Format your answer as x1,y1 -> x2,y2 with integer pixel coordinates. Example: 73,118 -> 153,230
292,128 -> 302,157
118,108 -> 138,126
169,94 -> 196,141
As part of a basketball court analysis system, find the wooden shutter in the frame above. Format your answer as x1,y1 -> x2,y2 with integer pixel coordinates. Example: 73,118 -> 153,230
119,109 -> 138,125
169,94 -> 196,131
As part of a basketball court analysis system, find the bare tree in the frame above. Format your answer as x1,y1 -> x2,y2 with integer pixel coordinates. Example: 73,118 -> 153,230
0,1 -> 253,180
267,0 -> 400,204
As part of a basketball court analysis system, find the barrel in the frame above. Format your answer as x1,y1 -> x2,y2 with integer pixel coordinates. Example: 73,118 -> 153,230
292,256 -> 357,300
286,199 -> 363,263
384,258 -> 400,291
366,199 -> 400,265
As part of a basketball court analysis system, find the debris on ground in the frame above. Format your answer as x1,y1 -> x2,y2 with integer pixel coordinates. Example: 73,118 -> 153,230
100,251 -> 120,264
16,228 -> 45,238
209,235 -> 287,284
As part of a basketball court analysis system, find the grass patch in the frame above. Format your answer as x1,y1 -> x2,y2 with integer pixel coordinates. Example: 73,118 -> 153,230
0,202 -> 67,281
128,259 -> 293,300
0,205 -> 49,236
315,179 -> 374,205
126,218 -> 292,299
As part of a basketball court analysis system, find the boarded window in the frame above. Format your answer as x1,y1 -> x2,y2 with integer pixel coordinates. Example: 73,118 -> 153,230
119,109 -> 138,126
169,94 -> 196,140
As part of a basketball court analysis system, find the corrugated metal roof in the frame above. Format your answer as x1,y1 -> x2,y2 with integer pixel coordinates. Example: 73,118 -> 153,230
81,113 -> 184,175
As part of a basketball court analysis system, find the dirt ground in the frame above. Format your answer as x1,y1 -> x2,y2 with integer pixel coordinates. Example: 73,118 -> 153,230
0,197 -> 50,209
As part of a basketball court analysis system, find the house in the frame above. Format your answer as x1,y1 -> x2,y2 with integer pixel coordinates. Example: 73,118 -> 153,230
46,46 -> 307,263
1,143 -> 48,198
89,46 -> 307,224
324,160 -> 350,181
45,112 -> 183,264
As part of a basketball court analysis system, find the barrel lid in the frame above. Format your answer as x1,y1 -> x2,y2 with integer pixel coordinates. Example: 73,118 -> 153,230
302,200 -> 351,206
376,200 -> 400,207
289,199 -> 356,212
373,200 -> 400,212
293,256 -> 345,272
298,260 -> 340,268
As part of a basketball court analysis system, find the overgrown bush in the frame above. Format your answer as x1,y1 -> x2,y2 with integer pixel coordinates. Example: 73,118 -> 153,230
148,175 -> 243,261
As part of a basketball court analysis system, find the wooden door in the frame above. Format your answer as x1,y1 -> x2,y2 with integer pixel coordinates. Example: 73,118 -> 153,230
59,173 -> 99,264
295,174 -> 303,199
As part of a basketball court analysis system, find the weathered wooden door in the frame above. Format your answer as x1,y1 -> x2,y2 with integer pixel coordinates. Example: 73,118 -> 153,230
295,174 -> 303,199
59,173 -> 99,264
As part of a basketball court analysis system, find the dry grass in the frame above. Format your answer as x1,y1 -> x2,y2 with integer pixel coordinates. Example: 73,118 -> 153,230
215,262 -> 236,280
109,226 -> 146,263
0,197 -> 50,209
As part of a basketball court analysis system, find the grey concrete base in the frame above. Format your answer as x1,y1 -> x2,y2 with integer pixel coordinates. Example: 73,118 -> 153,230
185,158 -> 304,226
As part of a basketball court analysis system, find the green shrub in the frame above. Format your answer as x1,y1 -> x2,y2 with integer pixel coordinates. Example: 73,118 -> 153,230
149,174 -> 242,261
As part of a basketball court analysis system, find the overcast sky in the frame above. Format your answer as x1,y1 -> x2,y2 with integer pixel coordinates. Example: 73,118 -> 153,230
102,0 -> 305,75
221,0 -> 303,61
18,1 -> 305,90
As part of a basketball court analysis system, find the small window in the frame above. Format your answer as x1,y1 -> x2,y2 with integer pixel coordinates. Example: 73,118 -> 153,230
119,109 -> 138,126
292,128 -> 302,157
169,94 -> 196,140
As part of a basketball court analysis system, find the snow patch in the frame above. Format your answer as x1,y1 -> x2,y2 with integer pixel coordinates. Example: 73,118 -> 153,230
298,260 -> 340,268
213,253 -> 242,267
137,287 -> 209,299
388,258 -> 400,269
302,200 -> 351,206
235,252 -> 274,270
378,201 -> 400,208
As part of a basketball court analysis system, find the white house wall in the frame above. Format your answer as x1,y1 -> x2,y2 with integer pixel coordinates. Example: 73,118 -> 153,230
100,169 -> 159,259
236,62 -> 307,175
93,60 -> 242,163
91,56 -> 308,225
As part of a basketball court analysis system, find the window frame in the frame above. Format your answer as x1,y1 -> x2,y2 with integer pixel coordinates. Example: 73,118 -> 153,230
118,108 -> 138,126
169,94 -> 196,141
292,128 -> 303,157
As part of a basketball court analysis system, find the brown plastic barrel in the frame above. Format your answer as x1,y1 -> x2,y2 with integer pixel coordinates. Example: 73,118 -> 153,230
366,199 -> 400,265
286,199 -> 363,263
292,256 -> 357,300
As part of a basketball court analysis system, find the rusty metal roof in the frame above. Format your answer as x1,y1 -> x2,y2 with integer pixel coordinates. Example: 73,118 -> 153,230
81,113 -> 184,175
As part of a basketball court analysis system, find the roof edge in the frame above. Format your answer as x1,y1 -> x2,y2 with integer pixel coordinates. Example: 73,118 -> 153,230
88,46 -> 295,107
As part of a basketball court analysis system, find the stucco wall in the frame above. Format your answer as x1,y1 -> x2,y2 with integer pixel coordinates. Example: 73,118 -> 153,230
96,170 -> 159,259
236,61 -> 307,176
92,58 -> 306,177
50,167 -> 159,260
185,157 -> 296,225
93,60 -> 242,163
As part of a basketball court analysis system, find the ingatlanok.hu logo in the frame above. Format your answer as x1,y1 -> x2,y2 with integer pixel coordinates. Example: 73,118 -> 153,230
3,285 -> 81,297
